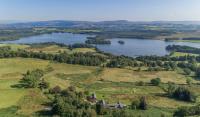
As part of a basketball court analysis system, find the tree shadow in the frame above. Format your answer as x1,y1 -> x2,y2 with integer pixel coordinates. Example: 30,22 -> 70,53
35,103 -> 53,116
193,76 -> 200,81
10,79 -> 30,88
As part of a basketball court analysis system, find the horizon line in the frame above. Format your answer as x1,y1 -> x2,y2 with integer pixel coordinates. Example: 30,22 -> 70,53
1,19 -> 200,24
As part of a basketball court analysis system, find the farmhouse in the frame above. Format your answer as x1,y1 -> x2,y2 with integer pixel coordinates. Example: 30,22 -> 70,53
98,100 -> 126,109
87,93 -> 97,103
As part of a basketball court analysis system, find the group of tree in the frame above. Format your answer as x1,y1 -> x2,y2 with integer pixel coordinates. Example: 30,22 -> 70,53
68,43 -> 94,49
174,104 -> 200,117
85,36 -> 111,44
107,56 -> 177,71
51,86 -> 97,117
131,96 -> 148,110
166,45 -> 200,54
0,47 -> 107,66
1,46 -> 200,74
177,62 -> 200,78
28,42 -> 67,48
167,83 -> 196,102
151,78 -> 161,86
50,85 -> 151,117
21,69 -> 49,89
118,40 -> 125,44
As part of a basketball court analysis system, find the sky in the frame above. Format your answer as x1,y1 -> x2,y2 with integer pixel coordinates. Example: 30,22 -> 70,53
0,0 -> 200,22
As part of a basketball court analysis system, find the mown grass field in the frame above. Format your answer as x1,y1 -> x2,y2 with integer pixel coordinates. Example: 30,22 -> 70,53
0,43 -> 96,54
171,52 -> 199,57
0,57 -> 199,116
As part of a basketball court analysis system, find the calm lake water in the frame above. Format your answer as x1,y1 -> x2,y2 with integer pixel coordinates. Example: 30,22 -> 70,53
1,33 -> 200,57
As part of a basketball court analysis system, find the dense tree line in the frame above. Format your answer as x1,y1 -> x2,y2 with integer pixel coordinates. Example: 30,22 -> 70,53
28,42 -> 67,48
166,45 -> 200,54
85,37 -> 111,44
136,55 -> 200,62
182,37 -> 200,40
1,46 -> 200,73
0,47 -> 106,66
69,43 -> 94,49
106,56 -> 177,71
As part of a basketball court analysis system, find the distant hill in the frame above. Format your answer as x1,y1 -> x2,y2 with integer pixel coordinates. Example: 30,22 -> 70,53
1,20 -> 200,29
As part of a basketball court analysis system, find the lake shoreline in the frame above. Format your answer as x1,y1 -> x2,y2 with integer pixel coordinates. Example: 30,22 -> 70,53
1,32 -> 200,57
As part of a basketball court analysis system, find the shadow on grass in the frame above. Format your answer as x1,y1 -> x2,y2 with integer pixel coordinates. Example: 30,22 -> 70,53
10,79 -> 30,88
35,109 -> 53,117
0,106 -> 24,117
35,103 -> 53,116
193,76 -> 200,81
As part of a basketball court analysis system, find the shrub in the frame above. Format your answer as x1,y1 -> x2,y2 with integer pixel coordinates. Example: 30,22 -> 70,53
39,79 -> 50,89
184,68 -> 191,75
167,82 -> 177,97
22,69 -> 44,88
173,87 -> 196,102
131,100 -> 140,110
49,86 -> 61,94
150,78 -> 161,86
186,78 -> 192,85
68,86 -> 76,92
174,107 -> 188,117
136,81 -> 145,86
174,105 -> 200,117
139,96 -> 148,110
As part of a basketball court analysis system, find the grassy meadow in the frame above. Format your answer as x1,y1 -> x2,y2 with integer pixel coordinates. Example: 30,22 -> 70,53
0,43 -> 96,54
0,57 -> 199,116
0,43 -> 200,116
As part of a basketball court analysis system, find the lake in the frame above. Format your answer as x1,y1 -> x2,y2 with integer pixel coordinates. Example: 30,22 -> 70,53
1,33 -> 200,57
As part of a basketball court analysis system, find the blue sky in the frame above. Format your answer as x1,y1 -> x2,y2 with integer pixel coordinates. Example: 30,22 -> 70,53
0,0 -> 200,21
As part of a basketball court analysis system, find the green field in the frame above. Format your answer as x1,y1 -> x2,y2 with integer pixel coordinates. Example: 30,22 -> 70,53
0,57 -> 199,116
0,43 -> 96,54
171,52 -> 199,57
1,42 -> 200,116
157,31 -> 200,41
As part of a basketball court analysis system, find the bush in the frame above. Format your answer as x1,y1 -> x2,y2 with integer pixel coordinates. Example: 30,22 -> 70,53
184,68 -> 191,75
174,107 -> 188,117
174,105 -> 200,117
139,96 -> 148,110
136,81 -> 145,86
39,79 -> 50,89
186,78 -> 192,85
131,100 -> 140,110
167,82 -> 177,97
49,86 -> 61,94
196,67 -> 200,78
68,86 -> 76,92
173,87 -> 196,102
22,69 -> 44,88
150,78 -> 161,86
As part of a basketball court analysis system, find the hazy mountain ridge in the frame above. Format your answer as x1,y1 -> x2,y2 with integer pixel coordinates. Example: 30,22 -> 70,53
1,20 -> 200,29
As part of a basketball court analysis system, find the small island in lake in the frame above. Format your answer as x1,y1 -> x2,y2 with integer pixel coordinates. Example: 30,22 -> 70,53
118,40 -> 125,44
85,36 -> 111,45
